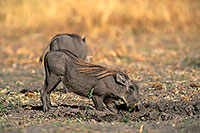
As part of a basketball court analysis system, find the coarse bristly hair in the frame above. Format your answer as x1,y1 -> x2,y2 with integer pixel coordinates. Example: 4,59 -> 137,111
57,50 -> 128,79
76,58 -> 128,79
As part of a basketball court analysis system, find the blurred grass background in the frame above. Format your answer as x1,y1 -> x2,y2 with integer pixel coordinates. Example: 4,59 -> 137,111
0,0 -> 200,66
0,0 -> 199,35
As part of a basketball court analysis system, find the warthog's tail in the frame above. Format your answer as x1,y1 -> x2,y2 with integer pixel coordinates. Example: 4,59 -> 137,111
39,38 -> 57,62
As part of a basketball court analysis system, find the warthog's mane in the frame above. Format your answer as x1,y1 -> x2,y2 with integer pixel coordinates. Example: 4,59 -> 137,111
76,58 -> 128,79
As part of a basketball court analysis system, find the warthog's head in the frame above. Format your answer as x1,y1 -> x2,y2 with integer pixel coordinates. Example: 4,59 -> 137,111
114,73 -> 140,107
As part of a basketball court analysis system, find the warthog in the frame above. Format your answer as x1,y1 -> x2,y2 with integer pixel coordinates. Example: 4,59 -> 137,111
39,33 -> 87,62
40,50 -> 140,113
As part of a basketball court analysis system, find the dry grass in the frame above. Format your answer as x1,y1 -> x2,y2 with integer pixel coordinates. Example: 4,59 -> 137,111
0,0 -> 200,36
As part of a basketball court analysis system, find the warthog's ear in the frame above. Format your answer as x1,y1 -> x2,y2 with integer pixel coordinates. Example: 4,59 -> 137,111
115,73 -> 126,85
82,36 -> 86,43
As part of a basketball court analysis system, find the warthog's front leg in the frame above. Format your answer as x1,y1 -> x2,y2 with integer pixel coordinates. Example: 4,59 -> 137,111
103,98 -> 118,114
92,95 -> 104,111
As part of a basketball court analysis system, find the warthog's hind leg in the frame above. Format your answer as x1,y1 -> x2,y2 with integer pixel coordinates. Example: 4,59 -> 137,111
41,73 -> 61,112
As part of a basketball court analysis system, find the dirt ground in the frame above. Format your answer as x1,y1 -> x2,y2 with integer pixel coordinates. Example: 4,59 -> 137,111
0,33 -> 200,132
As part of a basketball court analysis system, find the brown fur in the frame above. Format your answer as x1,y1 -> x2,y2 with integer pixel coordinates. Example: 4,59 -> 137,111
76,58 -> 127,79
54,49 -> 127,79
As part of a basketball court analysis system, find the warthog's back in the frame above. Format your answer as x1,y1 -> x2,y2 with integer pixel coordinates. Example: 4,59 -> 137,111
51,34 -> 87,59
39,33 -> 87,62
